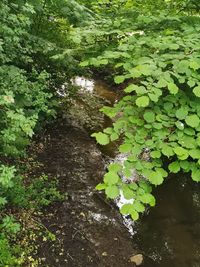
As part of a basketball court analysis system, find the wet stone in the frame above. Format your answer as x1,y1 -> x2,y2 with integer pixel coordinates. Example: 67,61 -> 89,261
130,254 -> 144,266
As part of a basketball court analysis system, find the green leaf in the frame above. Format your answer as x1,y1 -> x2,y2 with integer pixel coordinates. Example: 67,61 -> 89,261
0,197 -> 7,206
110,132 -> 119,141
79,61 -> 89,67
179,136 -> 196,149
105,185 -> 119,199
108,163 -> 121,172
123,167 -> 132,178
133,201 -> 145,212
137,64 -> 152,76
136,96 -> 149,107
103,127 -> 114,134
176,107 -> 188,120
168,161 -> 180,173
193,85 -> 200,97
119,143 -> 132,152
196,136 -> 200,146
175,121 -> 184,130
120,203 -> 134,215
124,84 -> 139,93
149,93 -> 159,102
91,132 -> 110,145
156,168 -> 168,177
189,61 -> 200,70
148,171 -> 164,185
189,149 -> 200,159
129,183 -> 138,190
143,111 -> 155,123
174,146 -> 188,156
139,193 -> 156,206
114,75 -> 126,84
99,59 -> 108,65
135,86 -> 147,95
100,106 -> 117,118
153,123 -> 163,130
96,183 -> 107,190
156,78 -> 168,88
170,44 -> 179,50
150,151 -> 161,158
161,144 -> 174,157
104,171 -> 119,184
184,128 -> 195,136
185,115 -> 200,128
180,160 -> 191,172
188,79 -> 196,88
122,185 -> 135,199
191,168 -> 200,182
139,181 -> 152,193
114,120 -> 125,131
130,210 -> 139,220
164,102 -> 173,111
168,83 -> 179,95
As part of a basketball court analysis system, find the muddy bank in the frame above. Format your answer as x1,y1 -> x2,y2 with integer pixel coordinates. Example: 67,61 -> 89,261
33,79 -> 138,266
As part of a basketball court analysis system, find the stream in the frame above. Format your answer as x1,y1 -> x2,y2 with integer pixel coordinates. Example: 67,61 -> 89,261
35,77 -> 200,267
135,175 -> 200,267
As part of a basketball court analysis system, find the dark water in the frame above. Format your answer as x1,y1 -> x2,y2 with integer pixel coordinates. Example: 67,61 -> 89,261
134,175 -> 200,267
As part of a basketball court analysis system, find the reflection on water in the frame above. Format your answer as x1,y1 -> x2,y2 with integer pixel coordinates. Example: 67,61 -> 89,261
57,77 -> 95,97
134,175 -> 200,267
72,76 -> 119,104
72,76 -> 94,92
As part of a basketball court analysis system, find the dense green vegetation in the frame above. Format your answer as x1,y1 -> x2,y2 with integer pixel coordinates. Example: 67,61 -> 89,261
82,1 -> 200,220
1,0 -> 200,264
0,0 -> 89,264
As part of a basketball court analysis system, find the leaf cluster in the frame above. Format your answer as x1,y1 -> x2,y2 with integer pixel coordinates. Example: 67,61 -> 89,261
88,12 -> 200,219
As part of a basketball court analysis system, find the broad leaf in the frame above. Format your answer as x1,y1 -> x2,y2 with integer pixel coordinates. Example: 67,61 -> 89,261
136,96 -> 149,107
185,115 -> 200,128
105,185 -> 119,199
91,132 -> 110,145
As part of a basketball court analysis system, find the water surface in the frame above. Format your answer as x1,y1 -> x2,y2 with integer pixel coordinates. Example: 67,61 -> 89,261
134,175 -> 200,267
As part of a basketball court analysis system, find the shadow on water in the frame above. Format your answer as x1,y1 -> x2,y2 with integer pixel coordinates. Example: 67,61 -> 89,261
134,175 -> 200,267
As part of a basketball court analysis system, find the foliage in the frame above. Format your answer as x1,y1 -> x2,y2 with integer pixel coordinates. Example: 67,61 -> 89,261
83,7 -> 200,219
2,0 -> 200,263
0,0 -> 82,263
0,215 -> 21,266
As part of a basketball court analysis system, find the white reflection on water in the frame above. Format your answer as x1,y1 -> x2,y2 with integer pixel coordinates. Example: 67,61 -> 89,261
57,77 -> 95,97
72,77 -> 94,92
110,153 -> 139,236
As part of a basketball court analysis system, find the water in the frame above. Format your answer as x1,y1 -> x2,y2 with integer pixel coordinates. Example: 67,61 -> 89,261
134,175 -> 200,267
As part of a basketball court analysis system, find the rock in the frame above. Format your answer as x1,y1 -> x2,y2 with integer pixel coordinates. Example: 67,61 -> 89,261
130,254 -> 143,266
102,252 -> 108,256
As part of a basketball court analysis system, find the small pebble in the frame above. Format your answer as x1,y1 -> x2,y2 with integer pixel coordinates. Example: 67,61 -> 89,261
102,252 -> 108,256
130,254 -> 143,266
